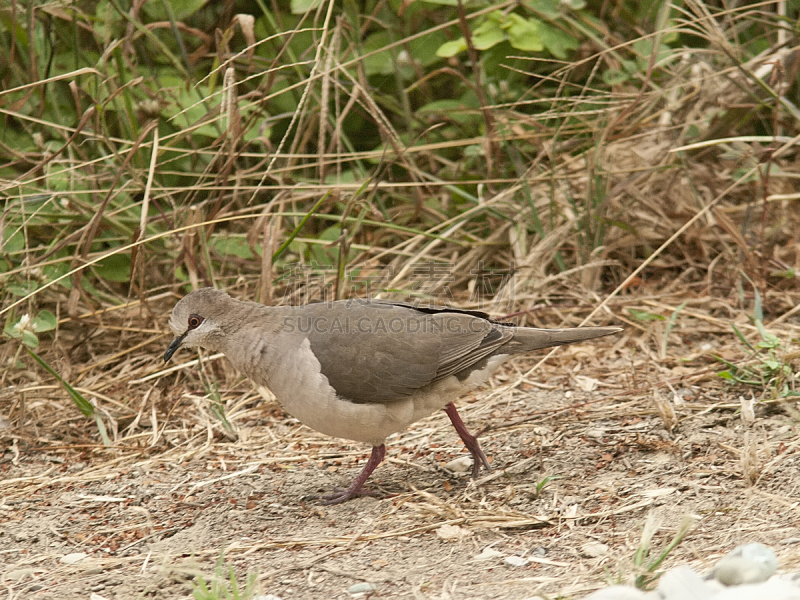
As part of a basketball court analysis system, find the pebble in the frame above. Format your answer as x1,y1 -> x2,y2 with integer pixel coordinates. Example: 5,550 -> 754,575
656,565 -> 713,599
713,543 -> 777,585
581,542 -> 610,558
713,577 -> 800,600
60,553 -> 88,565
504,556 -> 529,567
436,523 -> 471,541
473,547 -> 504,561
581,543 -> 799,600
347,582 -> 379,594
5,569 -> 38,582
444,456 -> 473,473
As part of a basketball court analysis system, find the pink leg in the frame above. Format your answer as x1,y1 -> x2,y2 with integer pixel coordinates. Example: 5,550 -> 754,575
444,402 -> 491,478
321,444 -> 386,504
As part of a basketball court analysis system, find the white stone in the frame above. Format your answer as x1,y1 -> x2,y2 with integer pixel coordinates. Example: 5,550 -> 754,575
473,547 -> 504,561
436,523 -> 471,541
714,543 -> 778,585
504,556 -> 529,567
59,552 -> 88,565
657,565 -> 714,600
444,456 -> 473,473
714,577 -> 800,600
347,582 -> 379,594
582,585 -> 648,599
581,542 -> 610,557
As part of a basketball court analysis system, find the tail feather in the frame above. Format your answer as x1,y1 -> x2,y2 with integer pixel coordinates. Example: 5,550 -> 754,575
506,326 -> 622,353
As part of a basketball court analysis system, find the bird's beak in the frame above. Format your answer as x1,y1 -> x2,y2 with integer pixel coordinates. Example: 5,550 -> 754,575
164,333 -> 187,363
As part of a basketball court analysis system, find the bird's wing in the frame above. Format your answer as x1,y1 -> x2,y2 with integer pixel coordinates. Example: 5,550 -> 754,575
301,301 -> 510,404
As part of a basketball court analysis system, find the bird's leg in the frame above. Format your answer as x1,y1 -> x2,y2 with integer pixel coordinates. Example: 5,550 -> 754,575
444,402 -> 491,478
320,444 -> 386,504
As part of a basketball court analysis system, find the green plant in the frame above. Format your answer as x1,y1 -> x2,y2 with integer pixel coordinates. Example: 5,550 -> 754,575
2,309 -> 111,444
534,474 -> 561,499
716,289 -> 798,399
626,302 -> 686,359
633,513 -> 693,589
192,553 -> 260,600
3,310 -> 56,349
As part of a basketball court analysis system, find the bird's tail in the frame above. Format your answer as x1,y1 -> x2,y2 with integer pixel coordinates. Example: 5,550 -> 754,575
506,326 -> 622,353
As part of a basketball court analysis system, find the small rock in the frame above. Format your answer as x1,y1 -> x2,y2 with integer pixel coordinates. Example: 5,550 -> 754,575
6,569 -> 37,582
254,595 -> 284,600
347,582 -> 379,594
444,456 -> 473,473
714,577 -> 800,599
586,428 -> 606,439
657,565 -> 713,599
713,543 -> 778,585
436,524 -> 471,541
90,594 -> 110,600
60,552 -> 88,565
582,585 -> 648,599
576,376 -> 600,391
504,556 -> 529,567
581,542 -> 609,558
473,547 -> 504,561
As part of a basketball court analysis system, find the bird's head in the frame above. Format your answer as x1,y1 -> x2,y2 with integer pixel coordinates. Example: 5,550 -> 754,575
163,287 -> 232,362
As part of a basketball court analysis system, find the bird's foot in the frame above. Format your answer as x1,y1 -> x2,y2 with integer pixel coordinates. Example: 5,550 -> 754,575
465,443 -> 491,479
309,443 -> 387,505
444,402 -> 492,478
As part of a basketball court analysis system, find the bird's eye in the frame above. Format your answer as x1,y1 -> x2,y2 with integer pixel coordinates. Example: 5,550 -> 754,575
187,314 -> 204,329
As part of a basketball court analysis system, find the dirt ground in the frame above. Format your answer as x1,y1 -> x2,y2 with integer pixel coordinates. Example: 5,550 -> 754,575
2,335 -> 800,600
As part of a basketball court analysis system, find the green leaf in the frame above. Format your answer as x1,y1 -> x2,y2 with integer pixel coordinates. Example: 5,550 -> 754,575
142,0 -> 207,20
436,39 -> 467,57
42,261 -> 72,288
627,308 -> 665,322
22,331 -> 39,348
409,30 -> 448,67
362,30 -> 395,76
94,253 -> 131,282
3,229 -> 25,254
538,25 -> 578,59
531,0 -> 562,19
471,18 -> 506,51
290,0 -> 323,13
755,319 -> 779,347
7,283 -> 38,296
603,69 -> 630,85
211,236 -> 255,260
26,348 -> 96,418
33,310 -> 57,333
730,322 -> 753,350
753,287 -> 763,321
507,15 -> 543,52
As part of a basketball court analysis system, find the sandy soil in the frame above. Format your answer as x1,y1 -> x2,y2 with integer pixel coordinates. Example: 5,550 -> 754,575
2,341 -> 799,600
